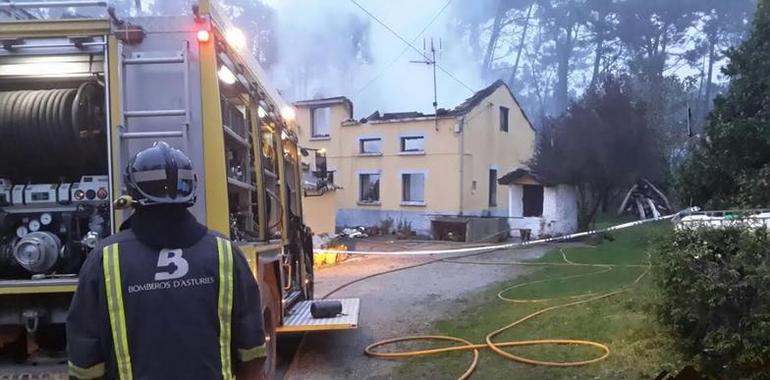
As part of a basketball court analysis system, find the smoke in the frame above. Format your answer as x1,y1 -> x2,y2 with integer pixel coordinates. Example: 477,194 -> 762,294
116,0 -> 485,118
264,0 -> 484,118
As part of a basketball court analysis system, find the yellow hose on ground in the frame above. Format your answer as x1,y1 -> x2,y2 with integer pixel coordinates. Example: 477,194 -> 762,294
363,248 -> 651,380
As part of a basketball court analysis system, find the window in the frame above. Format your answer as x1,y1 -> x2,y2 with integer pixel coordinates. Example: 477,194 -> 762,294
499,106 -> 509,132
402,173 -> 425,203
359,138 -> 382,154
488,169 -> 498,207
523,185 -> 544,217
400,136 -> 425,152
359,173 -> 380,202
311,107 -> 330,137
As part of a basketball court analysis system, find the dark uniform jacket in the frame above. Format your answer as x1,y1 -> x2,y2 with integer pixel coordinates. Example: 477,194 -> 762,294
66,207 -> 265,380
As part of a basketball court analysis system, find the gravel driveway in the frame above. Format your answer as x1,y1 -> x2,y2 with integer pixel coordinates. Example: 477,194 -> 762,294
283,243 -> 549,380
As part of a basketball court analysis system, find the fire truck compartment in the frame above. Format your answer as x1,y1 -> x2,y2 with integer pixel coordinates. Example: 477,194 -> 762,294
0,38 -> 111,283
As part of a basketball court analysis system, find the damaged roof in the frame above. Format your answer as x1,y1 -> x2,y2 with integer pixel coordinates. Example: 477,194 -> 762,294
365,110 -> 441,121
451,79 -> 507,115
294,96 -> 354,118
292,80 -> 534,129
364,80 -> 534,130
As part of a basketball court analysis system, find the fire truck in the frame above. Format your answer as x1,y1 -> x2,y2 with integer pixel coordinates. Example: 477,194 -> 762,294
0,1 -> 359,375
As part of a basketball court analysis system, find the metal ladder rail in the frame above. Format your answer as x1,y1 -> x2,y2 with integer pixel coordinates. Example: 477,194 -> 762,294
0,1 -> 107,20
117,40 -> 192,161
0,1 -> 107,10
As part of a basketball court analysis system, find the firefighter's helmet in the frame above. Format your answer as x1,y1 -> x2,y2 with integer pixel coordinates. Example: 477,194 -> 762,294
124,141 -> 197,206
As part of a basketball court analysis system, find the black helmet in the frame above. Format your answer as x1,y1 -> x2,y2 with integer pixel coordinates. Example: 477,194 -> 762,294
125,141 -> 197,206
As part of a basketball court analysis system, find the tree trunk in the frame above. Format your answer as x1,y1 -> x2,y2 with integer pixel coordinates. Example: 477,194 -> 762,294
576,181 -> 610,231
508,3 -> 535,86
694,52 -> 707,127
589,37 -> 604,89
554,36 -> 571,113
702,36 -> 717,121
654,22 -> 671,80
482,0 -> 507,79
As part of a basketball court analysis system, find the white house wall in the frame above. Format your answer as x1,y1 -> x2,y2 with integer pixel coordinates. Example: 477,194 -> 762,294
507,184 -> 578,238
543,185 -> 578,236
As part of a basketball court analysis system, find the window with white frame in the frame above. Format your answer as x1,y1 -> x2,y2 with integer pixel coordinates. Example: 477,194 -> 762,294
400,136 -> 425,152
359,138 -> 382,154
311,107 -> 331,137
402,173 -> 425,203
359,173 -> 380,202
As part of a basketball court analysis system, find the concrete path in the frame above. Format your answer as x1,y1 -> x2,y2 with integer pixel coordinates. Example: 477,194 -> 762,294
284,242 -> 549,380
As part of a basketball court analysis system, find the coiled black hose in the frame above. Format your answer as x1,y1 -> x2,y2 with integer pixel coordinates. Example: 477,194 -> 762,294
0,82 -> 106,181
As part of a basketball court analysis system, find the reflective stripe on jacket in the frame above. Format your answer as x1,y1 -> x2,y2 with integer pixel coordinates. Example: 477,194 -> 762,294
67,230 -> 266,380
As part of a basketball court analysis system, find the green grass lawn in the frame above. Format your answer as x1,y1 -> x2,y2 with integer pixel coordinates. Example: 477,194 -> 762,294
394,223 -> 685,379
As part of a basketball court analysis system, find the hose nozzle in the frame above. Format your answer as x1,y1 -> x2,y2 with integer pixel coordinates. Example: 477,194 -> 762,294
114,195 -> 136,210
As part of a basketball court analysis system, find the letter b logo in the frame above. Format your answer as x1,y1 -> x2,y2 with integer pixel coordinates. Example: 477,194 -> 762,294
155,249 -> 189,281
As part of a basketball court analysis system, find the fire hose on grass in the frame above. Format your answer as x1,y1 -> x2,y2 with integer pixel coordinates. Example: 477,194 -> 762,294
315,207 -> 699,380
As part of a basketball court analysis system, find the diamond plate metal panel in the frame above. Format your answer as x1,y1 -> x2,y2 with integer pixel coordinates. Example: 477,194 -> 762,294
278,298 -> 360,333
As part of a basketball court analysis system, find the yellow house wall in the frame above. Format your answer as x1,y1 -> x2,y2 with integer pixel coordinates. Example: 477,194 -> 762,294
296,103 -> 350,234
297,104 -> 461,213
301,192 -> 336,235
461,86 -> 535,215
330,117 -> 460,212
296,85 -> 535,232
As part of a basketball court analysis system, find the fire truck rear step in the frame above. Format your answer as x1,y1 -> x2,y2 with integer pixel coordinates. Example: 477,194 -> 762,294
277,298 -> 360,333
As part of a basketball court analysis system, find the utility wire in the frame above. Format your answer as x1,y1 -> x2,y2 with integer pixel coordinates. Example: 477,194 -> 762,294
349,0 -> 476,93
353,0 -> 453,96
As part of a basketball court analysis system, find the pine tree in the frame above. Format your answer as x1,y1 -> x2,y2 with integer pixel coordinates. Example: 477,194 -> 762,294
678,0 -> 770,208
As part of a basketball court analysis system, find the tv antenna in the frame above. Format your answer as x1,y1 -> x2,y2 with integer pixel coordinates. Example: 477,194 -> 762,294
410,37 -> 442,130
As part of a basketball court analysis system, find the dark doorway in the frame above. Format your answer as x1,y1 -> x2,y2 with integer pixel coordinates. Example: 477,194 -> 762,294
523,185 -> 544,217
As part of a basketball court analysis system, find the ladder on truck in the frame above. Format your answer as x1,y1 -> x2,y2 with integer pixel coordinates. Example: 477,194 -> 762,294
115,41 -> 192,178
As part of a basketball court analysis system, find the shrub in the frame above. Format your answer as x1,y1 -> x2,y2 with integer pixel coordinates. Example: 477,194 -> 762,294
654,227 -> 770,379
379,217 -> 395,235
396,219 -> 414,240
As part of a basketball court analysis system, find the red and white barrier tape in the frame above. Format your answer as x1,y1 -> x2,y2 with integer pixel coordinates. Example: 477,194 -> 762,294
313,207 -> 701,256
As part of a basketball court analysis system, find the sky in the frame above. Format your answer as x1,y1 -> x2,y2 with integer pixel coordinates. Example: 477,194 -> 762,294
117,0 -> 742,119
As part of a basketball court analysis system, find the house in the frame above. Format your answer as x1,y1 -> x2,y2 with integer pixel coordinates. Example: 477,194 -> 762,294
498,168 -> 578,238
295,80 -> 538,239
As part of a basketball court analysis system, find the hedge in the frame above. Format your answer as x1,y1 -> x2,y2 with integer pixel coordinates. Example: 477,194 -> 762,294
655,227 -> 770,379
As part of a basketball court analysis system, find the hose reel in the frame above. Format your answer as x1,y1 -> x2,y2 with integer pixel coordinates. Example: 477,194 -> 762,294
0,81 -> 106,181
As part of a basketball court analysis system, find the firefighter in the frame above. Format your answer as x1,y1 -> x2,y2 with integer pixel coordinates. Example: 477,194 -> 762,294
66,141 -> 266,380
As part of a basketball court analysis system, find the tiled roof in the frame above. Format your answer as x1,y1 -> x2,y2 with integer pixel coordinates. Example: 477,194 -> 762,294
497,168 -> 557,186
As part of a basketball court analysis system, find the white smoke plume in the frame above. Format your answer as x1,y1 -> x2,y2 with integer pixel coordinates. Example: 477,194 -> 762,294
265,0 -> 484,118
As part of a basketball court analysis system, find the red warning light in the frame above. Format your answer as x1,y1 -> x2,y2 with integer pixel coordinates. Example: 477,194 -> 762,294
197,29 -> 211,43
97,188 -> 108,200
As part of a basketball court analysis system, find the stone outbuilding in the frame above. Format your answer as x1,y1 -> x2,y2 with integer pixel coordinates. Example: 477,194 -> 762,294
498,168 -> 578,239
